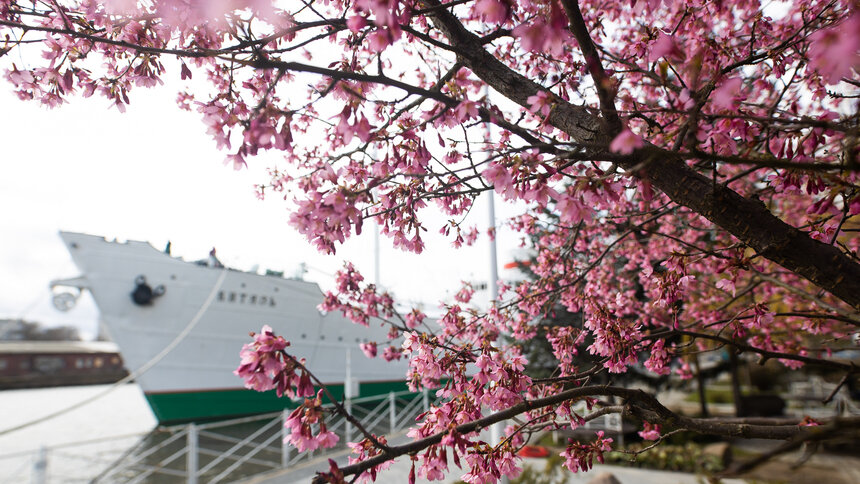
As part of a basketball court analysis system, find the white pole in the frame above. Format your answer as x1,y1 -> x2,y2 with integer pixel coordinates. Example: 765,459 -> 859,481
484,85 -> 499,304
345,348 -> 354,443
187,424 -> 198,484
487,186 -> 506,462
484,86 -> 509,484
32,446 -> 47,484
345,348 -> 353,399
488,194 -> 499,301
345,398 -> 353,444
374,227 -> 380,287
389,392 -> 397,434
371,146 -> 381,288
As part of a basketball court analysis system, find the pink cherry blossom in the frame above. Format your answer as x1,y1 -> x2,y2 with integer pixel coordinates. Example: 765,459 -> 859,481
527,90 -> 553,118
609,128 -> 644,154
648,32 -> 684,62
473,0 -> 510,24
807,12 -> 860,85
711,77 -> 744,111
360,342 -> 378,358
638,421 -> 661,440
5,0 -> 860,481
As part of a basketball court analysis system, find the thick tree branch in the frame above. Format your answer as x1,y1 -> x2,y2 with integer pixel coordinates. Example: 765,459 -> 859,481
559,0 -> 622,133
650,328 -> 859,373
635,145 -> 860,309
721,420 -> 860,477
421,0 -> 605,144
421,0 -> 860,309
318,384 -> 860,482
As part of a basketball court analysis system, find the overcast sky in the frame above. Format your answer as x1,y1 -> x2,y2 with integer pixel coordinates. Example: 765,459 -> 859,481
0,76 -> 523,339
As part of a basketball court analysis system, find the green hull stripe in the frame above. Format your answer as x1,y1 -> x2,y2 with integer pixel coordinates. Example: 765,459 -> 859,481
145,381 -> 411,424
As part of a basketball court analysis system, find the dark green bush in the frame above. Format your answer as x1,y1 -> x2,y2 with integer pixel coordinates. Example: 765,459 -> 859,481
603,442 -> 725,474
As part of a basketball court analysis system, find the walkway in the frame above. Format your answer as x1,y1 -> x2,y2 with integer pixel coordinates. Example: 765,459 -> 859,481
242,451 -> 747,484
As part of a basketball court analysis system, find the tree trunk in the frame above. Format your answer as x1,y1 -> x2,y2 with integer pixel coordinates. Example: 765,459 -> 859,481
693,354 -> 710,418
729,350 -> 745,417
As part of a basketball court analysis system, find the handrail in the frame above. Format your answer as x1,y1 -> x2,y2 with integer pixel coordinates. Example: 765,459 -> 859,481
208,431 -> 283,484
196,417 -> 281,475
8,388 -> 434,484
0,430 -> 152,460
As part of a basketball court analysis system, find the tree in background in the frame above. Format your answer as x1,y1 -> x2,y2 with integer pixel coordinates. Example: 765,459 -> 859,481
0,319 -> 81,341
3,0 -> 860,481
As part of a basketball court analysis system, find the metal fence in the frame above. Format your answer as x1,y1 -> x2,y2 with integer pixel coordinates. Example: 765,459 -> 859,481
0,391 -> 430,484
3,389 -> 431,484
102,389 -> 431,484
789,376 -> 860,418
0,432 -> 149,484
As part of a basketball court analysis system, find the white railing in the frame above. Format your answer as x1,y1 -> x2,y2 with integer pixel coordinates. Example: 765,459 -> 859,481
0,432 -> 150,484
98,389 -> 431,484
789,376 -> 860,418
1,389 -> 431,484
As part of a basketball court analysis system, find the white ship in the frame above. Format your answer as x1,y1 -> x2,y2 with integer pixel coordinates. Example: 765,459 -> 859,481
50,232 -> 409,423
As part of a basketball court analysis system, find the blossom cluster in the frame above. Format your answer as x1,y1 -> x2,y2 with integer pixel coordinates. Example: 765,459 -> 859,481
4,0 -> 860,481
559,432 -> 614,473
235,327 -> 339,452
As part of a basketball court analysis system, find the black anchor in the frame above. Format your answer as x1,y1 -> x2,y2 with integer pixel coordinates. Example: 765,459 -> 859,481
131,275 -> 165,306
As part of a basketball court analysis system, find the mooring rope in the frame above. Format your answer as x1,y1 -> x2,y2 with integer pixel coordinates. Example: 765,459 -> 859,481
0,269 -> 228,437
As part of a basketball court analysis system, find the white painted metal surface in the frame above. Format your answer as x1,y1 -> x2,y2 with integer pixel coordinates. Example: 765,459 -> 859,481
55,232 -> 408,396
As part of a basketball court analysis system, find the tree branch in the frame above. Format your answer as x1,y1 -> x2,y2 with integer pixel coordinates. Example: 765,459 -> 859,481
316,384 -> 860,482
421,0 -> 860,310
559,0 -> 622,133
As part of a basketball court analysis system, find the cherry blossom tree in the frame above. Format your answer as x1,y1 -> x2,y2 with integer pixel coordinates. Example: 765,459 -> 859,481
3,0 -> 860,481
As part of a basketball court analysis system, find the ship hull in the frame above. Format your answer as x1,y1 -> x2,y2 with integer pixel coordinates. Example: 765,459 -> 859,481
56,232 -> 410,424
145,381 -> 410,423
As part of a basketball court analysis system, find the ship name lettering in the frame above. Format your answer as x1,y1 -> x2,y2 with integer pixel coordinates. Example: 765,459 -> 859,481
217,291 -> 275,307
